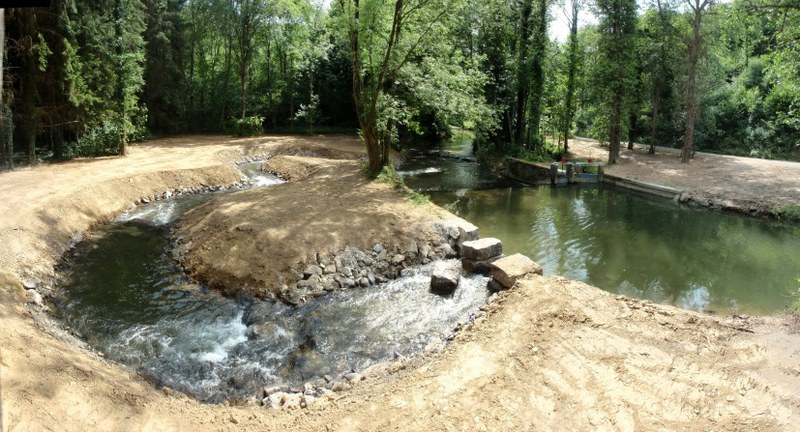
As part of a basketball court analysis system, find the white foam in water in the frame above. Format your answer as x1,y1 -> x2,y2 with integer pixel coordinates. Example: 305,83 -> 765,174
195,314 -> 249,363
397,167 -> 443,176
249,175 -> 285,188
679,284 -> 710,312
116,201 -> 179,225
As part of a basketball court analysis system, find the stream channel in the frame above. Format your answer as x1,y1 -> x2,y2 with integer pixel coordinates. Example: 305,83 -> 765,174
53,137 -> 800,404
52,162 -> 490,403
400,131 -> 800,316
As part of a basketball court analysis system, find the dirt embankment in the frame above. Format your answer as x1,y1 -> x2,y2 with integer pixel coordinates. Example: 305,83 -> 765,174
175,154 -> 461,300
1,134 -> 800,431
567,139 -> 800,218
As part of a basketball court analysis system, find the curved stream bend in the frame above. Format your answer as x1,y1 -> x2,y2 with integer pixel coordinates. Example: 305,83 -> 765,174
52,163 -> 490,403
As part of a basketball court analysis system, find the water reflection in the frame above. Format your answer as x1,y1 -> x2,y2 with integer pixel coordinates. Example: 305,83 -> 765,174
428,186 -> 800,315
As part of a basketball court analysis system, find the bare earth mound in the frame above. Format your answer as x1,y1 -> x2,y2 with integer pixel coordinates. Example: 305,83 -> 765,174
1,134 -> 800,431
175,155 -> 454,298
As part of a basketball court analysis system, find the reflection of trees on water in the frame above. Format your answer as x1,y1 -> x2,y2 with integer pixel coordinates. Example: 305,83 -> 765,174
432,185 -> 800,314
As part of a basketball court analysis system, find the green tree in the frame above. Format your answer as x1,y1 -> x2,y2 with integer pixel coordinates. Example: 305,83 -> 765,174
143,0 -> 186,133
680,0 -> 713,163
595,0 -> 638,164
562,0 -> 582,154
337,0 -> 463,173
0,7 -> 11,169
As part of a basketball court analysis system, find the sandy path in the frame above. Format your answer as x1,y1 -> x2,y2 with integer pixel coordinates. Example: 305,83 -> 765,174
568,138 -> 800,213
1,135 -> 799,431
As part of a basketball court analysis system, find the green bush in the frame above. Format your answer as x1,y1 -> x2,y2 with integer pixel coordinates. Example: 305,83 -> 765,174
516,140 -> 565,163
375,164 -> 404,190
772,204 -> 800,222
69,122 -> 125,157
407,191 -> 430,205
791,278 -> 800,312
233,116 -> 264,137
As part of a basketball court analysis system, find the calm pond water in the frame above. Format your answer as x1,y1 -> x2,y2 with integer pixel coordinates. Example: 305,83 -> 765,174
428,186 -> 800,315
400,134 -> 800,316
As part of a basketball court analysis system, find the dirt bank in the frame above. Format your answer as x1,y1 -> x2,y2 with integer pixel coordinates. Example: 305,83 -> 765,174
175,154 -> 461,300
1,134 -> 799,431
567,138 -> 800,218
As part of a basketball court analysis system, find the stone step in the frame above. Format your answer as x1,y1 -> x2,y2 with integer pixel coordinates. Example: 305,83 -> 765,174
430,261 -> 461,295
460,238 -> 503,261
490,253 -> 543,290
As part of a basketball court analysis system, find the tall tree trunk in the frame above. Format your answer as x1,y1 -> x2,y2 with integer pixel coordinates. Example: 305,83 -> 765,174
114,0 -> 128,156
0,7 -> 7,169
528,0 -> 548,145
609,93 -> 622,164
607,21 -> 624,164
628,109 -> 637,150
649,0 -> 668,155
513,0 -> 534,147
681,0 -> 709,163
222,32 -> 232,125
52,129 -> 64,160
188,8 -> 196,124
650,78 -> 661,154
342,0 -> 405,173
563,0 -> 580,154
240,64 -> 247,119
20,9 -> 38,165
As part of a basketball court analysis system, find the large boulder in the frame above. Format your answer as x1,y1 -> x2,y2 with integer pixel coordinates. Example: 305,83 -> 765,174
490,253 -> 543,289
430,261 -> 461,295
437,218 -> 479,246
461,255 -> 503,276
460,238 -> 503,261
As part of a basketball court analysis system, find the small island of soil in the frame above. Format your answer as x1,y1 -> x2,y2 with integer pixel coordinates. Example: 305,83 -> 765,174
174,152 -> 466,300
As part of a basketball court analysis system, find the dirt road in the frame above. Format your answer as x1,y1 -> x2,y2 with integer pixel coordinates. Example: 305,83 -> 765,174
568,138 -> 800,216
1,135 -> 799,431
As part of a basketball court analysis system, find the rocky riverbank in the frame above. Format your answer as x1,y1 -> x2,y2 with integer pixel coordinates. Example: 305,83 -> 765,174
173,155 -> 483,300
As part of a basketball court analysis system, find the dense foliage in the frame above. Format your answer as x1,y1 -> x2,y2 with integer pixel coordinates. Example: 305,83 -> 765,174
0,0 -> 798,168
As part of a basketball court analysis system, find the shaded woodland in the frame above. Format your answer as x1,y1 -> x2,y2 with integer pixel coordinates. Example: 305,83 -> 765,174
0,0 -> 798,170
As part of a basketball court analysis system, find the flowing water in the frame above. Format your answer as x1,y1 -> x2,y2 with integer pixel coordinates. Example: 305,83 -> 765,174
53,162 -> 489,402
399,131 -> 521,192
400,135 -> 800,316
52,143 -> 800,403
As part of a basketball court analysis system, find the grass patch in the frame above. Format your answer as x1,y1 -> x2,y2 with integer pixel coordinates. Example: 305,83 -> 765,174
772,204 -> 800,222
375,165 -> 404,190
407,191 -> 431,205
374,164 -> 430,205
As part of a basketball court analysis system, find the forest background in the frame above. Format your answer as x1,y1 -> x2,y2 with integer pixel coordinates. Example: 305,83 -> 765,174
0,0 -> 798,170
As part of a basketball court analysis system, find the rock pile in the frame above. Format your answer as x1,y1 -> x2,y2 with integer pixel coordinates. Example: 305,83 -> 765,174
280,218 -> 480,304
459,237 -> 504,278
451,234 -> 544,292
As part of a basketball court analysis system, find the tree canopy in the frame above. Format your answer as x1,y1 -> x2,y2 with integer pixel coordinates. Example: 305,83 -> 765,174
0,0 -> 798,168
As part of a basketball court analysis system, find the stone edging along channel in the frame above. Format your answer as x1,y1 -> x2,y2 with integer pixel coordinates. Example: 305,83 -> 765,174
12,153 -> 548,411
505,157 -> 793,221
